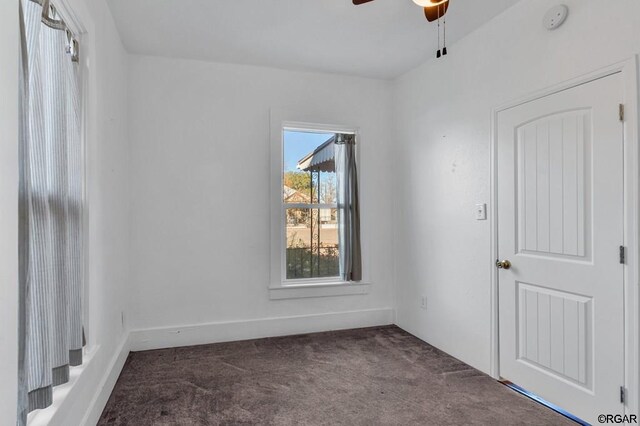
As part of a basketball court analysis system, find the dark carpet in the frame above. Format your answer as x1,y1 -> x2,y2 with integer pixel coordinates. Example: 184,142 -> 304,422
99,326 -> 574,425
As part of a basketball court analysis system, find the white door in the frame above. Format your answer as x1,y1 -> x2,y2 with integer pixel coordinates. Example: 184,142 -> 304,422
497,72 -> 625,424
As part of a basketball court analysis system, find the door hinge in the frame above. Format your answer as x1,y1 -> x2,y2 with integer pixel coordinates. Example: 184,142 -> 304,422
620,386 -> 626,404
620,246 -> 626,264
619,104 -> 625,122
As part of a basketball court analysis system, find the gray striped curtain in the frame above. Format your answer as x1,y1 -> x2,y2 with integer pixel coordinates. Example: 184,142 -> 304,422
335,134 -> 362,282
18,0 -> 84,423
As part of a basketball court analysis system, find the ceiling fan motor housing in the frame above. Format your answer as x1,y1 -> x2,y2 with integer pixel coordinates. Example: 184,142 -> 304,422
412,0 -> 448,7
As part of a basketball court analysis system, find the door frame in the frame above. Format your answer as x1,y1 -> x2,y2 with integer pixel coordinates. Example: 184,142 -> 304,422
489,57 -> 640,416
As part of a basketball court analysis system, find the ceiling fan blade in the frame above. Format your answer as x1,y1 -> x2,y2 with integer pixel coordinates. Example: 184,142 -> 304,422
424,0 -> 449,22
353,0 -> 375,4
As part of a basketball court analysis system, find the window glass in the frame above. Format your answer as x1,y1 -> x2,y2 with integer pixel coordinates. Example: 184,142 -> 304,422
283,130 -> 339,280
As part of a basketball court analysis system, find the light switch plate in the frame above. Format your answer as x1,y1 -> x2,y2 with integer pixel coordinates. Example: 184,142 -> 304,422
475,203 -> 487,220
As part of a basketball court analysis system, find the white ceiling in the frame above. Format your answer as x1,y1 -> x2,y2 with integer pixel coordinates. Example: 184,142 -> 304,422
107,0 -> 520,79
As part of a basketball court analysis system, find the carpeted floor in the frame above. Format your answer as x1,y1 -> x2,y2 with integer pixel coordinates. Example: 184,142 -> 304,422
99,326 -> 575,425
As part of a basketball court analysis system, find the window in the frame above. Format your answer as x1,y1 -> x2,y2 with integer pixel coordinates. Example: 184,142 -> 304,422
269,115 -> 366,299
283,129 -> 340,280
18,0 -> 85,421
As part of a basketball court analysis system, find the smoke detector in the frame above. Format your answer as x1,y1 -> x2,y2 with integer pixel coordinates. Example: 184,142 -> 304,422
544,5 -> 569,30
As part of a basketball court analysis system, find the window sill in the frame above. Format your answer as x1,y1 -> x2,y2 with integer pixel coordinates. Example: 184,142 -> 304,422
269,281 -> 370,300
27,345 -> 100,426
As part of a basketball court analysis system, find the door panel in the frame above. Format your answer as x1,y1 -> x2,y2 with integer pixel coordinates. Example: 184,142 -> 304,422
517,110 -> 591,259
517,282 -> 592,389
498,73 -> 624,424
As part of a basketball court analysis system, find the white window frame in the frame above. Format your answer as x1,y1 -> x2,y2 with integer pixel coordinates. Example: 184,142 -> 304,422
269,109 -> 370,300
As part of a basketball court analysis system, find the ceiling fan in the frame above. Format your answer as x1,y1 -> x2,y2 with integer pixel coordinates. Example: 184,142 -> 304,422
352,0 -> 451,57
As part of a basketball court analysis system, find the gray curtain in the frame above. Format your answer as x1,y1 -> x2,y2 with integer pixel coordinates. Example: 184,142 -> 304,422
335,133 -> 362,282
18,0 -> 83,423
17,0 -> 30,423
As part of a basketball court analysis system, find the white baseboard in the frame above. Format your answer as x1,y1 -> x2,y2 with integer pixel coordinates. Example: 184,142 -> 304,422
80,333 -> 131,426
130,308 -> 395,351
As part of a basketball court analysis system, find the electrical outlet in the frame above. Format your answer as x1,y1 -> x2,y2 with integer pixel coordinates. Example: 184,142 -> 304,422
420,296 -> 427,310
475,203 -> 487,221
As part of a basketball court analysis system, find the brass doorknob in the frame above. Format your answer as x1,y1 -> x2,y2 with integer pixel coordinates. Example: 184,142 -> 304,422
496,259 -> 511,270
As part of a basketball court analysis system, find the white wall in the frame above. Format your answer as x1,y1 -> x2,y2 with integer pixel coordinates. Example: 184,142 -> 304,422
0,0 -> 20,424
393,0 -> 640,374
128,55 -> 395,339
81,0 -> 131,359
65,0 -> 131,423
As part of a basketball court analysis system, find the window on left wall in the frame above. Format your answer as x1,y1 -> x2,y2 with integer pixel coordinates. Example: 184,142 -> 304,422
18,0 -> 85,423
